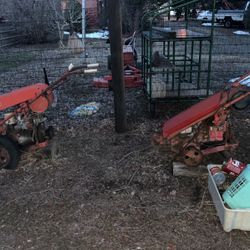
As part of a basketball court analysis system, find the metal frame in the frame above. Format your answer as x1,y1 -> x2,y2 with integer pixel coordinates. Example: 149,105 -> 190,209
141,0 -> 216,116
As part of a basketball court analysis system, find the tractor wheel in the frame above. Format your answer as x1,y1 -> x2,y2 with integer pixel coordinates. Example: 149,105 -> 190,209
224,18 -> 232,28
232,91 -> 250,110
183,146 -> 203,167
0,136 -> 20,170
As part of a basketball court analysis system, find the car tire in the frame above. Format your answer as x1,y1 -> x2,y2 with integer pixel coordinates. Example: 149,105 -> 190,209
224,18 -> 232,28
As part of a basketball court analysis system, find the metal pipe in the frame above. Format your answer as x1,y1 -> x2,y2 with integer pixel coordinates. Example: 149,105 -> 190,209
82,0 -> 86,51
207,0 -> 216,96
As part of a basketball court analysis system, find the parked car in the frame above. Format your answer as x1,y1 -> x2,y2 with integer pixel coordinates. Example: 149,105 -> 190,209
197,10 -> 213,22
216,1 -> 250,28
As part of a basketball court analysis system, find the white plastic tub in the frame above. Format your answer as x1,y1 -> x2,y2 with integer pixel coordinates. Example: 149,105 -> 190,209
207,165 -> 250,232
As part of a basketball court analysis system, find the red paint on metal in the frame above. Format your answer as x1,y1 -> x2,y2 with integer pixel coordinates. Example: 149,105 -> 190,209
209,129 -> 224,141
93,66 -> 143,88
123,46 -> 135,66
163,92 -> 223,139
0,84 -> 53,112
29,95 -> 53,113
37,141 -> 49,148
201,143 -> 238,155
93,75 -> 143,88
27,141 -> 49,152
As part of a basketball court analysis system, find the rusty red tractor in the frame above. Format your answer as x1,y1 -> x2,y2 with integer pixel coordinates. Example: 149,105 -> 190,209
0,64 -> 98,170
157,72 -> 250,167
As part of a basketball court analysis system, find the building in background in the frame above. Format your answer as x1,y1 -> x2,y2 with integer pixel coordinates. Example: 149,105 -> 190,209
85,0 -> 99,28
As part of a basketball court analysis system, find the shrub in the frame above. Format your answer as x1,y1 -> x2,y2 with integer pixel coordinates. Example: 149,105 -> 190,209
9,0 -> 62,44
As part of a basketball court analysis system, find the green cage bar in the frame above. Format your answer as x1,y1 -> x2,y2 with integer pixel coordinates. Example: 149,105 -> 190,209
141,0 -> 215,116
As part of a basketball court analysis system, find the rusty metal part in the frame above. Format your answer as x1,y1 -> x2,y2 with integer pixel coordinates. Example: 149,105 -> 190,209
201,143 -> 238,155
27,141 -> 49,152
183,145 -> 203,167
152,133 -> 167,145
0,146 -> 10,169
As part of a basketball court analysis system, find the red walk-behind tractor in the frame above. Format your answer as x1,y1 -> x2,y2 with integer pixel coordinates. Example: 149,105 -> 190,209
0,64 -> 98,170
156,72 -> 250,167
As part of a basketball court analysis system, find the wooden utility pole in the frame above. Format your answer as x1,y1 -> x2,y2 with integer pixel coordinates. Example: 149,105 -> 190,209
107,0 -> 127,133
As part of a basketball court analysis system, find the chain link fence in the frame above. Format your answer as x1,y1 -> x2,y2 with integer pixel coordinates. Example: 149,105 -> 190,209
0,2 -> 250,122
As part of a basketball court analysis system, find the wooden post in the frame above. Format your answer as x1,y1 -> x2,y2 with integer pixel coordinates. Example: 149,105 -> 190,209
108,0 -> 127,133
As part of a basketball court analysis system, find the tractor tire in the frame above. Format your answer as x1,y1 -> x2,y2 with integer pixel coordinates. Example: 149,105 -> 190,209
232,91 -> 250,110
224,18 -> 232,28
0,136 -> 20,170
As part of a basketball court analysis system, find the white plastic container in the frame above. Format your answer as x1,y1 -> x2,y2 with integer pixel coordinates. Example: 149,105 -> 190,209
207,165 -> 250,232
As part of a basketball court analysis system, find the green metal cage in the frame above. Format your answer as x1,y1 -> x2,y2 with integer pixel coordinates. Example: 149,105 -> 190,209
141,0 -> 216,116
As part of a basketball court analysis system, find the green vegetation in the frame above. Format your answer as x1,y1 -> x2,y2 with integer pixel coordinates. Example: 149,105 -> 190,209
0,52 -> 35,72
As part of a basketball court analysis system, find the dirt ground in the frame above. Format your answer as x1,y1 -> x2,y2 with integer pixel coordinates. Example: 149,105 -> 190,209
0,84 -> 250,250
0,26 -> 250,250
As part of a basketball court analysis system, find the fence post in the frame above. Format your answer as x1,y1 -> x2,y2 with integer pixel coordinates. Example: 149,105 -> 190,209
82,0 -> 86,51
108,0 -> 127,133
